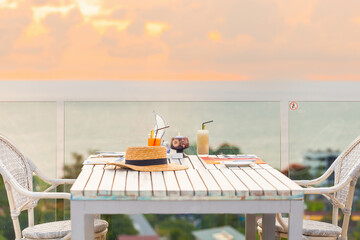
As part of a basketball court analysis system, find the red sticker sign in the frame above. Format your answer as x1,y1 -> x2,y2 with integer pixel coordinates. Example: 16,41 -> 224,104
289,101 -> 298,110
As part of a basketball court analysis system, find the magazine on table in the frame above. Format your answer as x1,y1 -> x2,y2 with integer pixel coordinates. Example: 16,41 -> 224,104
200,154 -> 265,166
83,152 -> 125,165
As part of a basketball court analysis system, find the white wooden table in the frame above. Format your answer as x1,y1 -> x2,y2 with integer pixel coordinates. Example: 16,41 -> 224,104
71,155 -> 304,239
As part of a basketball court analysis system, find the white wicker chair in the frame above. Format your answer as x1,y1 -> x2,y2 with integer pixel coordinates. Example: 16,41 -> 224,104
0,134 -> 108,240
257,136 -> 360,240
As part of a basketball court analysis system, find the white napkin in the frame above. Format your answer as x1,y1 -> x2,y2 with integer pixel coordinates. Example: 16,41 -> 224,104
83,152 -> 125,165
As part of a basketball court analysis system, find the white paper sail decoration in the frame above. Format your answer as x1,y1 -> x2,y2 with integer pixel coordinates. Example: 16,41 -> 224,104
153,111 -> 166,139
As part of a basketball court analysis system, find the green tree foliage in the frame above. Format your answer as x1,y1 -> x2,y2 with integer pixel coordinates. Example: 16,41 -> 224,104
101,215 -> 138,239
0,176 -> 28,239
63,152 -> 86,179
306,201 -> 325,212
198,214 -> 244,231
160,219 -> 195,240
145,214 -> 246,239
211,143 -> 241,155
287,167 -> 312,181
185,142 -> 241,155
146,215 -> 195,240
352,221 -> 360,239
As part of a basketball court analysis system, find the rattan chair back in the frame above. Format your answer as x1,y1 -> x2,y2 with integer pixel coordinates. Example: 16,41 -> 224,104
0,134 -> 34,211
330,136 -> 360,239
334,136 -> 360,206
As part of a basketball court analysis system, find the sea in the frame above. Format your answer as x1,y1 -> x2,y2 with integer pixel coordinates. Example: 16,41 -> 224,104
0,100 -> 359,177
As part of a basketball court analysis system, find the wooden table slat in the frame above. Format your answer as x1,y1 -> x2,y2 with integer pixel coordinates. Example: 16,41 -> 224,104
197,169 -> 221,196
74,156 -> 303,200
175,170 -> 194,196
139,172 -> 153,197
209,169 -> 235,196
266,169 -> 303,196
255,169 -> 291,196
93,165 -> 105,170
232,169 -> 263,196
215,163 -> 228,169
126,171 -> 139,197
185,169 -> 208,196
82,164 -> 94,170
249,164 -> 263,169
151,172 -> 167,197
188,155 -> 206,169
242,169 -> 277,196
83,168 -> 105,197
220,169 -> 249,197
112,169 -> 127,196
259,164 -> 273,169
70,167 -> 93,197
180,156 -> 194,169
163,171 -> 180,196
200,155 -> 217,170
98,169 -> 116,196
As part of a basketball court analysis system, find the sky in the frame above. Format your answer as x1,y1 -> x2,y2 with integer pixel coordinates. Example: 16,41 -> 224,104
1,0 -> 360,81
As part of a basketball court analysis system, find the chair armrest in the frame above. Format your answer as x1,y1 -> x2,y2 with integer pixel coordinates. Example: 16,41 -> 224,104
24,190 -> 71,200
303,176 -> 352,195
303,163 -> 360,195
294,179 -> 321,186
293,163 -> 336,186
34,167 -> 76,185
8,177 -> 71,200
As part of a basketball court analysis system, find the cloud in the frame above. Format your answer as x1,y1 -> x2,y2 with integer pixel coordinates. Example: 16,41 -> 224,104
3,6 -> 83,70
353,17 -> 360,25
274,0 -> 317,26
0,2 -> 32,57
1,0 -> 360,81
0,0 -> 18,9
74,0 -> 104,18
92,19 -> 130,34
127,17 -> 145,36
101,30 -> 166,59
208,31 -> 221,41
145,22 -> 169,36
32,4 -> 76,23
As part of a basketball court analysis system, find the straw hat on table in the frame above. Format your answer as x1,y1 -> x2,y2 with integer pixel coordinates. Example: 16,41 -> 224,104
107,146 -> 188,172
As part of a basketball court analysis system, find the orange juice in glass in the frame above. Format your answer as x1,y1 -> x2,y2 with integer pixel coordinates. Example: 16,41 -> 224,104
148,138 -> 161,146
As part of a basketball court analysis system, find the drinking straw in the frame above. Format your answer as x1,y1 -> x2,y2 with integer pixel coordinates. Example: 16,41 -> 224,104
202,120 -> 213,130
153,125 -> 170,145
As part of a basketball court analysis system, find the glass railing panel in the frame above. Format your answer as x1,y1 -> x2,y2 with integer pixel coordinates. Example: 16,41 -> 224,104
64,101 -> 280,238
289,101 -> 360,229
0,101 -> 57,239
64,101 -> 281,169
289,101 -> 360,180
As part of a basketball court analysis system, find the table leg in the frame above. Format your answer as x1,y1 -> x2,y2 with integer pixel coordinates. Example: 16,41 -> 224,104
245,214 -> 256,240
262,214 -> 275,240
288,200 -> 303,239
71,201 -> 94,240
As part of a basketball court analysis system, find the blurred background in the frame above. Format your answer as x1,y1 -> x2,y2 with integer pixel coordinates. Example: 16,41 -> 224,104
1,0 -> 360,239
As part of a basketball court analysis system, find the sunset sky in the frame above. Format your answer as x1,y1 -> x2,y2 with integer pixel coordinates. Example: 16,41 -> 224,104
1,0 -> 360,81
